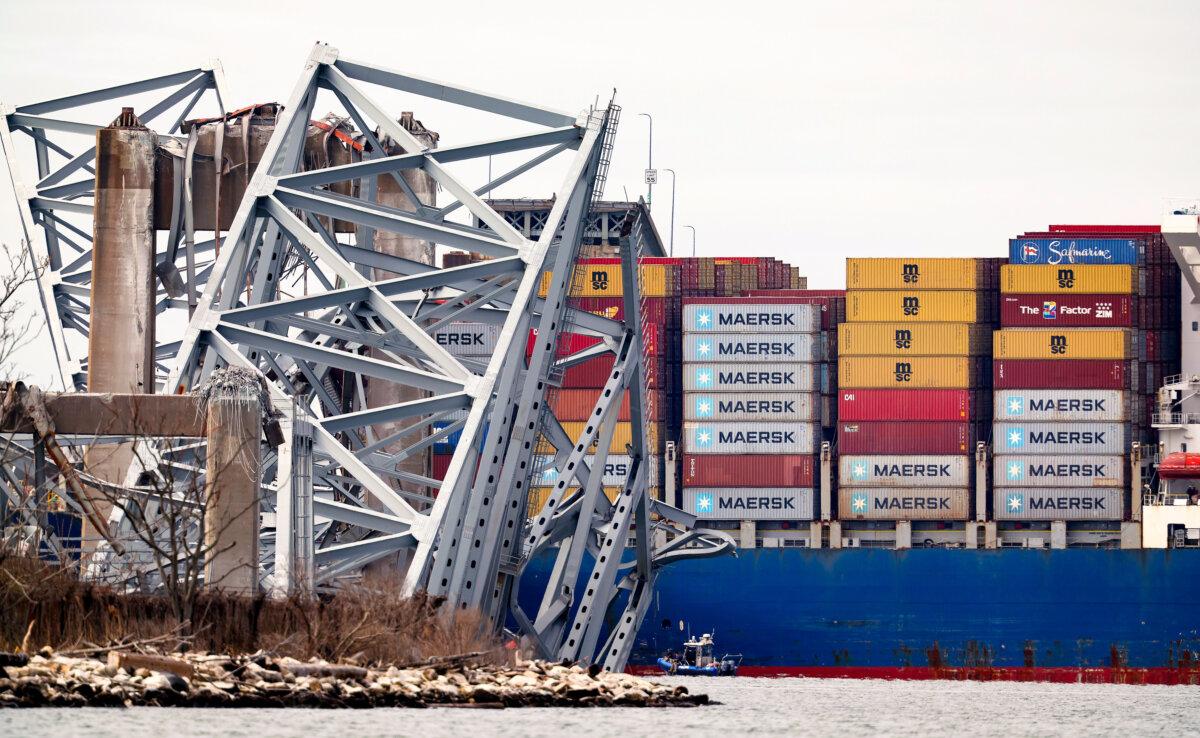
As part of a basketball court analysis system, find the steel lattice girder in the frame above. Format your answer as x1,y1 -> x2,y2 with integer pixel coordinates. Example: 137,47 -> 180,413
1,64 -> 229,391
4,42 -> 734,670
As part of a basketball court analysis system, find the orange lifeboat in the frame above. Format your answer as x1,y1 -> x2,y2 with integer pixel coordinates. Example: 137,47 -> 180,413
1157,452 -> 1200,479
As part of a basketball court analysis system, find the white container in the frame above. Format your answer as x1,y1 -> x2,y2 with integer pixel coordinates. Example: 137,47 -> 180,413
994,487 -> 1124,520
838,487 -> 970,520
993,390 -> 1127,422
682,487 -> 815,520
682,363 -> 816,392
840,455 -> 971,487
683,333 -> 820,363
684,392 -> 815,422
993,455 -> 1125,487
433,322 -> 501,357
532,454 -> 660,488
683,303 -> 821,334
682,421 -> 818,454
993,422 -> 1127,455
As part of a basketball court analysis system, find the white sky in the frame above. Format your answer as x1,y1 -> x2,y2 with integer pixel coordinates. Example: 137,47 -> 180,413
1,0 -> 1198,382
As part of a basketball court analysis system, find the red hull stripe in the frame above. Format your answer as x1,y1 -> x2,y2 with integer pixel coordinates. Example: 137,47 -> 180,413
627,665 -> 1200,686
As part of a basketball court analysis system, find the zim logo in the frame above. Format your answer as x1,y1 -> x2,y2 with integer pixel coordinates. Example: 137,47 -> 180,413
894,329 -> 912,350
1057,268 -> 1075,289
902,263 -> 920,283
902,296 -> 920,316
1050,335 -> 1067,355
590,270 -> 609,291
1041,301 -> 1057,320
894,361 -> 912,383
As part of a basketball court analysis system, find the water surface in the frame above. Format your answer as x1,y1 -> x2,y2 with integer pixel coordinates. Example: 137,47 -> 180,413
4,677 -> 1195,737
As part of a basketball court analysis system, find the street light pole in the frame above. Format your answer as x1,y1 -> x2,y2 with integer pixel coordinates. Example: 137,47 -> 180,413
638,113 -> 653,207
684,225 -> 696,257
664,168 -> 676,256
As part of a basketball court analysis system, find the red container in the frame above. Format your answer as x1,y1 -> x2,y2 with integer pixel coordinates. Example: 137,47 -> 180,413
837,389 -> 983,421
993,359 -> 1130,389
837,422 -> 975,454
1000,294 -> 1134,328
550,388 -> 663,421
681,453 -> 814,487
432,453 -> 453,481
1046,224 -> 1160,234
527,323 -> 663,359
559,355 -> 663,389
571,296 -> 625,320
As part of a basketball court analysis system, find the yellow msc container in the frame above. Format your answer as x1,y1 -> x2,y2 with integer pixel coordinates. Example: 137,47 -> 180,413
993,328 -> 1133,360
847,258 -> 983,290
528,486 -> 661,517
535,422 -> 661,454
846,291 -> 983,323
1000,264 -> 1136,294
838,356 -> 985,388
838,323 -> 991,356
538,264 -> 670,298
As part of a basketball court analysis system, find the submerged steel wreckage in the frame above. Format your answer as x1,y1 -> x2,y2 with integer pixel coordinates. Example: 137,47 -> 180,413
0,42 -> 734,670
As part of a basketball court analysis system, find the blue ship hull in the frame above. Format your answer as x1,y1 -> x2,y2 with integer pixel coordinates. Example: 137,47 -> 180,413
525,548 -> 1200,683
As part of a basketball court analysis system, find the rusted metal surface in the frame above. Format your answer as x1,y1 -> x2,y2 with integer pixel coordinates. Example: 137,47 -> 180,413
152,104 -> 278,231
0,391 -> 204,436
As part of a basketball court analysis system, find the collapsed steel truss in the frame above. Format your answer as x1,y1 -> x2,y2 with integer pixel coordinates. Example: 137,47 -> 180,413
2,43 -> 733,669
0,62 -> 229,391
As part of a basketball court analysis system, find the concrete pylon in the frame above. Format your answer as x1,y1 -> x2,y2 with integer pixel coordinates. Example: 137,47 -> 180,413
364,113 -> 439,581
203,383 -> 263,595
82,108 -> 157,551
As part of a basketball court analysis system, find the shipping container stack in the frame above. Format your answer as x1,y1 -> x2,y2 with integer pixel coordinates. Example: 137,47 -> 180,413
665,258 -> 806,503
745,289 -> 848,434
526,258 -> 673,513
836,258 -> 1000,528
993,228 -> 1179,527
678,298 -> 822,535
1004,227 -> 1181,442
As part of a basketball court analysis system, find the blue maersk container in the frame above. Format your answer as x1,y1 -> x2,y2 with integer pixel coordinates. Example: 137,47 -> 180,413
1008,238 -> 1141,265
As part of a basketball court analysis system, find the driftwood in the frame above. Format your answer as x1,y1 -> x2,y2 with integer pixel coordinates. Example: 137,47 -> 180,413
107,651 -> 196,679
395,650 -> 492,670
276,662 -> 368,679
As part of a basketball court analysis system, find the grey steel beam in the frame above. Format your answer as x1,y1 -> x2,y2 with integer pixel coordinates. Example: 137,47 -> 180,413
334,57 -> 578,128
274,187 -> 518,258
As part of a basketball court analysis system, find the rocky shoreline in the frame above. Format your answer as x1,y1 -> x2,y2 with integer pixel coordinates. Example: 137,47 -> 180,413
0,649 -> 708,708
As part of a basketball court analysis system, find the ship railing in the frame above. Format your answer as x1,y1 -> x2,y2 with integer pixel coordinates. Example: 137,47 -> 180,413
1151,412 -> 1200,426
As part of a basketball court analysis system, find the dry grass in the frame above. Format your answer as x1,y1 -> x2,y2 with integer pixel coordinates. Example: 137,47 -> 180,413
0,555 -> 503,665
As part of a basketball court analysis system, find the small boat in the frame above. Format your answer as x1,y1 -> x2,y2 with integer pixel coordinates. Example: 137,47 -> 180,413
656,633 -> 741,676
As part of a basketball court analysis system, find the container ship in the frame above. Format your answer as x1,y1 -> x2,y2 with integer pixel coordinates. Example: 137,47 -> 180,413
504,220 -> 1200,684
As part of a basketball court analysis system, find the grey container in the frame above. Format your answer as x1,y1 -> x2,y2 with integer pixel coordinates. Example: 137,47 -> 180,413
684,391 -> 816,422
682,487 -> 815,521
683,303 -> 821,334
994,487 -> 1124,520
838,487 -> 971,521
683,362 -> 816,392
433,322 -> 502,357
840,455 -> 971,487
993,455 -> 1125,487
993,422 -> 1128,455
684,333 -> 820,363
993,390 -> 1127,422
682,421 -> 819,454
533,454 -> 659,488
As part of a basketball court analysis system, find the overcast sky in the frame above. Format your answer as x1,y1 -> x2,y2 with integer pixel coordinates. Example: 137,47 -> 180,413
1,0 -> 1198,384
